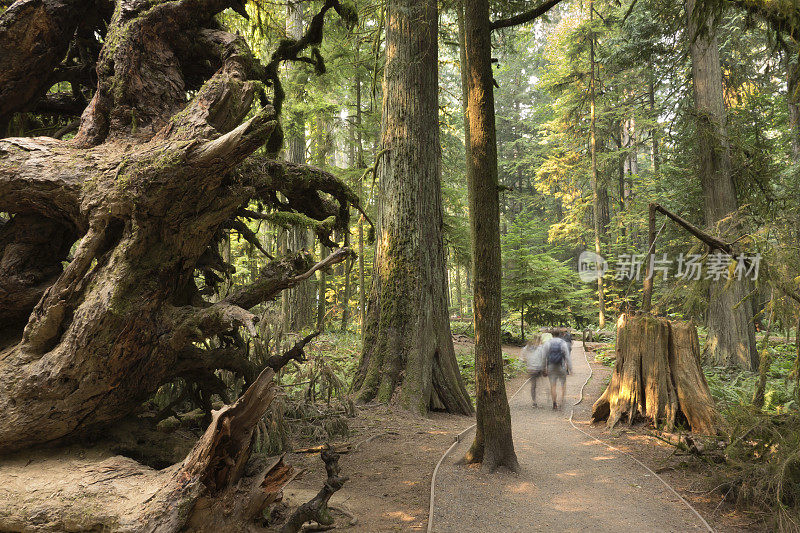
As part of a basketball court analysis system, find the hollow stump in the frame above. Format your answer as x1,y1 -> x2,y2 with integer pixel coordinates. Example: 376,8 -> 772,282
591,314 -> 719,434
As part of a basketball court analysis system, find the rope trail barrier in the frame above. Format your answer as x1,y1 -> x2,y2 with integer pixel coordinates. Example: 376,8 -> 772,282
426,375 -> 531,533
426,344 -> 714,533
567,345 -> 715,533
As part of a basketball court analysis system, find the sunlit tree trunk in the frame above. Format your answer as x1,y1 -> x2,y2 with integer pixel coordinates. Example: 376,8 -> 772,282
753,291 -> 775,409
462,0 -> 520,473
355,48 -> 367,331
589,0 -> 606,329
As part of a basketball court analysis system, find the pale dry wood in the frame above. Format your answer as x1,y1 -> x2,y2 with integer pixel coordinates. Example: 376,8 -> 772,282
592,314 -> 719,435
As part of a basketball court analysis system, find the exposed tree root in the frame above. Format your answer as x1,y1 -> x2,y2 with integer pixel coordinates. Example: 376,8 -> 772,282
280,447 -> 349,533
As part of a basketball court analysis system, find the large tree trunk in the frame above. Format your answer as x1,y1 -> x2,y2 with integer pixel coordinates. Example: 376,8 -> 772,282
352,0 -> 472,415
592,314 -> 719,435
622,110 -> 636,216
281,1 -> 315,333
461,0 -> 519,473
354,50 -> 367,331
687,0 -> 758,370
649,73 -> 660,174
0,0 -> 358,528
589,0 -> 606,329
788,50 -> 800,160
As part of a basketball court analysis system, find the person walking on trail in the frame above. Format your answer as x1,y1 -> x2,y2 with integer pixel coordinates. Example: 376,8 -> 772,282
543,330 -> 572,410
522,335 -> 546,407
561,328 -> 573,354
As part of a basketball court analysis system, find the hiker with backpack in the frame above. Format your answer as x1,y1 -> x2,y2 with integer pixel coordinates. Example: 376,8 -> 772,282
543,330 -> 572,410
561,328 -> 573,353
522,334 -> 546,407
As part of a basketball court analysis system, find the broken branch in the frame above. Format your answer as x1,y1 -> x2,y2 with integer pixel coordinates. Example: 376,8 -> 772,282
226,247 -> 350,310
280,446 -> 349,533
266,331 -> 321,371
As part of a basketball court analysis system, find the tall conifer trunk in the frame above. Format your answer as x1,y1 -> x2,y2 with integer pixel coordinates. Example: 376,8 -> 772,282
687,0 -> 757,369
589,0 -> 606,329
283,0 -> 315,332
788,52 -> 800,160
352,0 -> 472,415
649,73 -> 661,173
462,0 -> 520,473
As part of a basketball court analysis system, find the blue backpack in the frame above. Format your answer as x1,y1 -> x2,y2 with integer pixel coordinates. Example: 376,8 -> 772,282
547,341 -> 564,365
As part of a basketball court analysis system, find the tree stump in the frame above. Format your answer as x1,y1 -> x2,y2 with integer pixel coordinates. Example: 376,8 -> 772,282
668,320 -> 719,434
592,314 -> 719,434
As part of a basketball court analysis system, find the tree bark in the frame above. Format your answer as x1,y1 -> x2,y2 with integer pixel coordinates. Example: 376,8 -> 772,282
354,50 -> 367,331
753,291 -> 775,409
280,448 -> 348,533
648,72 -> 660,173
340,218 -> 351,331
316,243 -> 329,331
788,51 -> 800,160
352,0 -> 472,415
592,314 -> 719,434
461,0 -> 519,472
687,0 -> 757,370
0,366 -> 301,532
455,263 -> 463,316
280,1 -> 316,333
622,109 -> 636,214
589,0 -> 606,329
0,0 -> 96,131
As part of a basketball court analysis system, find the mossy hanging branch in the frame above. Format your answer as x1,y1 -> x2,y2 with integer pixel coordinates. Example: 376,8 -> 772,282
264,0 -> 358,115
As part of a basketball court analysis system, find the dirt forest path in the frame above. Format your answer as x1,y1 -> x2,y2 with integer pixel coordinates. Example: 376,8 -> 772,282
432,343 -> 710,532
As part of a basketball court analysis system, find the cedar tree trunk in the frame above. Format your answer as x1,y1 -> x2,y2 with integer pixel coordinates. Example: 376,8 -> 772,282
282,0 -> 315,333
687,0 -> 758,369
352,0 -> 472,415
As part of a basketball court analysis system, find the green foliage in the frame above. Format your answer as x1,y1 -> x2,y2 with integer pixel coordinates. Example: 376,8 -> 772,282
501,207 -> 594,327
593,344 -> 616,368
455,347 -> 527,400
451,319 -> 474,338
706,340 -> 798,413
719,408 -> 800,531
700,338 -> 800,529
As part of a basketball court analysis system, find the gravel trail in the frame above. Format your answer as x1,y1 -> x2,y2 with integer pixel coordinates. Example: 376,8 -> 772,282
432,343 -> 708,532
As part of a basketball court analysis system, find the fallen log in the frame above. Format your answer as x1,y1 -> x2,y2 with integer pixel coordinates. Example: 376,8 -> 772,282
0,367 -> 296,532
